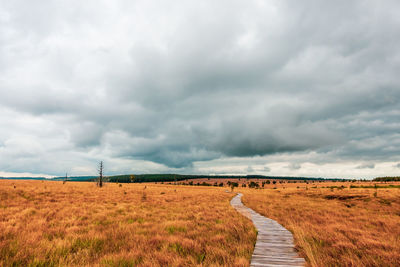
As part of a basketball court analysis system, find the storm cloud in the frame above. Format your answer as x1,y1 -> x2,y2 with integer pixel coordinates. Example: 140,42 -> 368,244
1,0 -> 400,178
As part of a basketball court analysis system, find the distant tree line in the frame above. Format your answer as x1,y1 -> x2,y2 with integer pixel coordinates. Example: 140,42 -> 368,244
373,176 -> 400,182
11,173 -> 356,183
104,174 -> 346,183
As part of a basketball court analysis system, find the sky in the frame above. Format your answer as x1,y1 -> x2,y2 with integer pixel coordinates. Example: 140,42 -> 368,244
0,0 -> 400,179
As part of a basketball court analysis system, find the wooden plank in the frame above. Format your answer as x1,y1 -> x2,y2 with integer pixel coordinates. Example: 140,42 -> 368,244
231,193 -> 305,267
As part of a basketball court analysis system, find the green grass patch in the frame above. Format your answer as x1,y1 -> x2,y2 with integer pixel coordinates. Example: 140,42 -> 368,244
165,226 -> 187,234
101,257 -> 143,267
69,237 -> 105,254
168,242 -> 186,256
28,259 -> 57,267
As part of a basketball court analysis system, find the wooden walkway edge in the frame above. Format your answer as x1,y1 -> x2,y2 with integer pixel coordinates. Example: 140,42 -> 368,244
230,193 -> 306,267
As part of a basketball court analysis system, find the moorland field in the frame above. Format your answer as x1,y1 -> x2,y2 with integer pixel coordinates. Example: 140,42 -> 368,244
0,181 -> 255,266
242,182 -> 400,266
0,179 -> 399,266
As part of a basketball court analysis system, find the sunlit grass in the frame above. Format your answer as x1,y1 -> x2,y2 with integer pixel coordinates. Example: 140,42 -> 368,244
0,180 -> 256,266
241,182 -> 400,267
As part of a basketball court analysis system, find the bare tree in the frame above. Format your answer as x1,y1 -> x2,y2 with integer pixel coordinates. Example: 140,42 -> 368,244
98,161 -> 104,188
63,172 -> 68,184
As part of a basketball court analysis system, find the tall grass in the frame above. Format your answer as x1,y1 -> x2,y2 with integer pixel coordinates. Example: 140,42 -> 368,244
0,180 -> 256,266
241,182 -> 400,266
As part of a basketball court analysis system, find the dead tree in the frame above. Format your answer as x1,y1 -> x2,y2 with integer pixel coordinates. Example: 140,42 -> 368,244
63,172 -> 68,184
98,161 -> 104,188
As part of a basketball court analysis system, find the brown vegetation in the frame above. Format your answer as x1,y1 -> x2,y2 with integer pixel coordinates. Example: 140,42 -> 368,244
0,180 -> 256,266
241,182 -> 400,267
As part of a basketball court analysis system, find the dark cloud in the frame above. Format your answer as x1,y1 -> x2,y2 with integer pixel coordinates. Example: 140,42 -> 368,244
246,166 -> 254,173
0,0 -> 400,176
287,163 -> 301,171
356,163 -> 375,169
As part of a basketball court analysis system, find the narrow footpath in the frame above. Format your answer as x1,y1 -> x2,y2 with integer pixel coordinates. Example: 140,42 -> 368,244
230,193 -> 306,267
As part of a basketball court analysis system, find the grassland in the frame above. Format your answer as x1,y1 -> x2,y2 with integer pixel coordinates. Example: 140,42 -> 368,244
241,182 -> 400,267
2,179 -> 399,267
0,180 -> 256,266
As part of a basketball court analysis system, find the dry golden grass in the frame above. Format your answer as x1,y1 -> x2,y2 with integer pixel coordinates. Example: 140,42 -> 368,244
0,180 -> 256,267
241,182 -> 400,267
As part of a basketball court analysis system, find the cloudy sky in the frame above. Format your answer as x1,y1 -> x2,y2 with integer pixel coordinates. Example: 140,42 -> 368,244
1,0 -> 400,179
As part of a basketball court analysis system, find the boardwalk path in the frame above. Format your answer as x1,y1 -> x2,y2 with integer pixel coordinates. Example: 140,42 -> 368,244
230,193 -> 305,267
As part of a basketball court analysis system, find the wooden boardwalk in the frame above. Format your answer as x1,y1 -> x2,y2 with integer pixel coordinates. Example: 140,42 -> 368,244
231,193 -> 305,267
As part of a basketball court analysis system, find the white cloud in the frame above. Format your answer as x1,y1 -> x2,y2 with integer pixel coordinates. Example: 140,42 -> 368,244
0,0 -> 400,178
